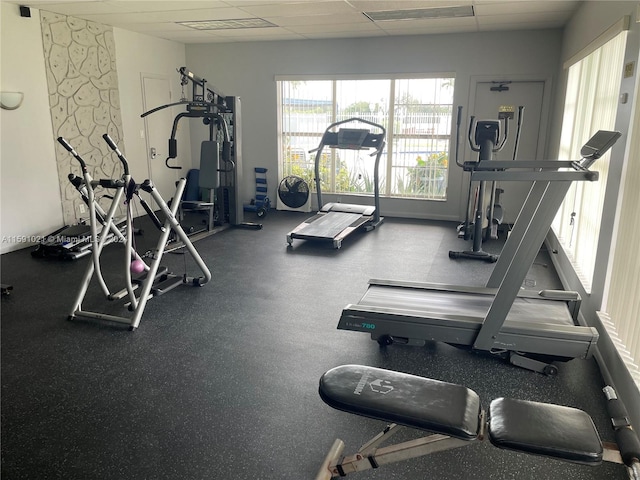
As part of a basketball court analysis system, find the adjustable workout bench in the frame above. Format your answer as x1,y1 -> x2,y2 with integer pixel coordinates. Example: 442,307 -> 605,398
316,365 -> 640,479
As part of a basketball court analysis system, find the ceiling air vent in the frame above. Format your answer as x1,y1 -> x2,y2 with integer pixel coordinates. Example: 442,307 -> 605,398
364,5 -> 475,22
178,18 -> 277,30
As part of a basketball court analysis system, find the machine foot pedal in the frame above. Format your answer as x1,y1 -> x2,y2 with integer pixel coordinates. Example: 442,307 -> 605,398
133,266 -> 169,285
152,275 -> 184,295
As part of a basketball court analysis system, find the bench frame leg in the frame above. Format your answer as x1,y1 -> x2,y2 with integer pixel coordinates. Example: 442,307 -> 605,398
315,424 -> 472,479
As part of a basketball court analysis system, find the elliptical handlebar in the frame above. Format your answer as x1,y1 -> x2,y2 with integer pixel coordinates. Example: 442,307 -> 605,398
511,106 -> 525,160
494,116 -> 509,152
57,137 -> 88,172
454,106 -> 465,167
102,134 -> 130,176
467,115 -> 481,154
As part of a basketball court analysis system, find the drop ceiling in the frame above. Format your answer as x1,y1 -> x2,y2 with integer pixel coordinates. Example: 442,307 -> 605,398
3,0 -> 581,44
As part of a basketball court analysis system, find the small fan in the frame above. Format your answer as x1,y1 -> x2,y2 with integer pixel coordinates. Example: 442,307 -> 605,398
277,175 -> 310,211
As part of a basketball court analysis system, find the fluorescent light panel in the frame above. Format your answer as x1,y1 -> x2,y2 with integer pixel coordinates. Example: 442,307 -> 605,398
365,5 -> 475,22
178,18 -> 277,30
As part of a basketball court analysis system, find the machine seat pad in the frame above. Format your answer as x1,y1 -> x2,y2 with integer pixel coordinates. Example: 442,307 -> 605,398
489,397 -> 603,465
319,365 -> 481,441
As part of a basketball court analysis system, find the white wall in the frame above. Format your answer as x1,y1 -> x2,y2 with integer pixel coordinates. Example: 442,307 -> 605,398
548,0 -> 640,158
0,5 -> 189,254
185,29 -> 562,220
113,28 -> 191,188
0,4 -> 62,254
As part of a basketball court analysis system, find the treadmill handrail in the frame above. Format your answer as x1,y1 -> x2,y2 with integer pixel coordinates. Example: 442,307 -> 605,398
322,117 -> 386,139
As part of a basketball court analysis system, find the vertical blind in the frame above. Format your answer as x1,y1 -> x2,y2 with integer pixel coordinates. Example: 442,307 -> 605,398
601,60 -> 640,385
553,31 -> 627,291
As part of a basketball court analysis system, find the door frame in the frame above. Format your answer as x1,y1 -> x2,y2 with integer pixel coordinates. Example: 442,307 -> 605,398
468,74 -> 553,161
140,72 -> 182,209
140,72 -> 172,180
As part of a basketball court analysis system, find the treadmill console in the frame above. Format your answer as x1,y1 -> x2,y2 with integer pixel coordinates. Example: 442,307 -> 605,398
337,128 -> 368,149
323,128 -> 384,150
580,130 -> 621,160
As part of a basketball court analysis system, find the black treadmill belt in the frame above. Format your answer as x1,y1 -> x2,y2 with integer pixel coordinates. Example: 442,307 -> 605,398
363,285 -> 575,326
301,212 -> 362,238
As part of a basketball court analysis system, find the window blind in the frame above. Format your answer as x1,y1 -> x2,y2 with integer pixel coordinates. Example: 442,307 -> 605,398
277,77 -> 454,200
553,31 -> 627,291
601,59 -> 640,382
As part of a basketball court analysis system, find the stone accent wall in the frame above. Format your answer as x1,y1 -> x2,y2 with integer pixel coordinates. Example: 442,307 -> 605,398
41,12 -> 124,224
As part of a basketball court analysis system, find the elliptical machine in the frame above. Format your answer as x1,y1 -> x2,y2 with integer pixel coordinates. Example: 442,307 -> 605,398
449,105 -> 524,263
57,134 -> 211,331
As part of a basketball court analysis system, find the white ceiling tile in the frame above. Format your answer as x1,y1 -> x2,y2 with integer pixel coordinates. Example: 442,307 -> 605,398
267,12 -> 371,27
82,7 -> 253,25
110,22 -> 192,33
112,1 -> 231,13
223,0 -> 321,5
477,20 -> 565,31
349,0 -> 473,11
374,16 -> 479,29
475,1 -> 578,16
477,11 -> 571,25
301,30 -> 389,40
237,1 -> 356,17
5,0 -> 580,44
287,22 -> 383,34
25,1 -> 128,15
157,33 -> 228,43
383,24 -> 478,35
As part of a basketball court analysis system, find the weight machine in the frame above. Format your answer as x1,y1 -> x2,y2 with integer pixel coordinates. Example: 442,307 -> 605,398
141,67 -> 259,246
57,134 -> 211,331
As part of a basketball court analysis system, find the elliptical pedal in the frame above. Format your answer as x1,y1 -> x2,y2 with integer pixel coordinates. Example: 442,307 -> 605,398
132,266 -> 169,285
151,275 -> 184,296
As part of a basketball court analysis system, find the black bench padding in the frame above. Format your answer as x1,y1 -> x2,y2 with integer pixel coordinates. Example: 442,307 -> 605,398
319,365 -> 481,441
489,397 -> 603,465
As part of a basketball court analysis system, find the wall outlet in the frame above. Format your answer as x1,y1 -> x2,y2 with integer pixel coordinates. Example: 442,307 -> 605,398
78,203 -> 86,214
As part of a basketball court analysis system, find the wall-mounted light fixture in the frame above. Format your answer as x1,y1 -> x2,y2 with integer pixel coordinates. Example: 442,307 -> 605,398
0,92 -> 25,110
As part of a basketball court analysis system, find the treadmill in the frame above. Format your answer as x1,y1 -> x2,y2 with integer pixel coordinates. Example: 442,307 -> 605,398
286,118 -> 385,249
338,130 -> 621,374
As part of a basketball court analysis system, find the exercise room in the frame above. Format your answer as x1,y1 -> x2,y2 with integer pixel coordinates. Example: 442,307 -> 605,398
1,1 -> 639,478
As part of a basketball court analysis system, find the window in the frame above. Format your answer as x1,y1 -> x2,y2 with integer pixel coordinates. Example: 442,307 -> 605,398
277,76 -> 455,200
552,31 -> 627,291
601,34 -> 640,388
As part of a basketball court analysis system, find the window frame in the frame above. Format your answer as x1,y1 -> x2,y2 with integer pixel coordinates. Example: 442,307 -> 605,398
276,73 -> 456,201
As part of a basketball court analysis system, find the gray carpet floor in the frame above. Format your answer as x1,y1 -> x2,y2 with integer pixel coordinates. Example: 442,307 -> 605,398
1,210 -> 628,479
